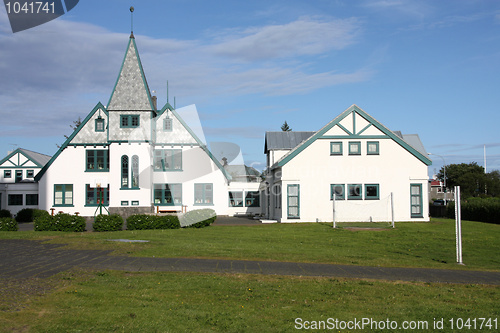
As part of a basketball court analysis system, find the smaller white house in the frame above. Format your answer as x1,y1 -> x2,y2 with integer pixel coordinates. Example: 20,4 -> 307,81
0,148 -> 51,215
262,105 -> 431,223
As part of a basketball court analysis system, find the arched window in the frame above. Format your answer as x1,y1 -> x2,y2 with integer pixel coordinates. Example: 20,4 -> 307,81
132,155 -> 139,188
121,155 -> 129,188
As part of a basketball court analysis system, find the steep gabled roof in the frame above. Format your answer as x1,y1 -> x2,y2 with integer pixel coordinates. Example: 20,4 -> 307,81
107,35 -> 155,111
0,148 -> 51,168
273,104 -> 432,169
264,131 -> 315,153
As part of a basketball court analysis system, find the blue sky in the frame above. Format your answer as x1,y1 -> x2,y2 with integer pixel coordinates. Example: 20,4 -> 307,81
1,0 -> 499,176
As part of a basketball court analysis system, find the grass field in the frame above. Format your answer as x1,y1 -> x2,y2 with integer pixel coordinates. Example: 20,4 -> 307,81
0,218 -> 499,332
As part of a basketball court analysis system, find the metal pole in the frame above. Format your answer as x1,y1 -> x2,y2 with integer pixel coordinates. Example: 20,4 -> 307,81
454,186 -> 463,265
332,193 -> 336,228
391,192 -> 395,228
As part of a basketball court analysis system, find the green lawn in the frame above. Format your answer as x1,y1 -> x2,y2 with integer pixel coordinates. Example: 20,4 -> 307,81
1,218 -> 499,271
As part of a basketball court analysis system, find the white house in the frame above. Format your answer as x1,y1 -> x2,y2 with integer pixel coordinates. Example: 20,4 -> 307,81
0,148 -> 51,215
35,33 -> 260,218
262,105 -> 431,222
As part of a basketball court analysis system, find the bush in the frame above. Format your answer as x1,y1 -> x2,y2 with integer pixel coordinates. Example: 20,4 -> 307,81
180,209 -> 216,228
93,214 -> 124,232
447,197 -> 500,224
15,209 -> 50,223
127,214 -> 180,230
0,217 -> 18,231
34,213 -> 86,232
0,209 -> 11,218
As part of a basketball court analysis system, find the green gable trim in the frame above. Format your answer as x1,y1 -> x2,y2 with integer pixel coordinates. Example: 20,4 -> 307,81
0,148 -> 44,168
35,102 -> 107,181
276,105 -> 432,168
320,135 -> 389,140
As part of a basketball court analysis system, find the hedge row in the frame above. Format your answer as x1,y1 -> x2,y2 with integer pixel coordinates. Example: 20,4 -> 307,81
127,214 -> 180,230
34,213 -> 86,232
93,214 -> 124,232
446,197 -> 500,224
0,217 -> 18,231
0,209 -> 11,218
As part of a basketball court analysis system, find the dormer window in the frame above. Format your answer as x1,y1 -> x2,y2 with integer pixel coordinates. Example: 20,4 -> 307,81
163,117 -> 173,131
95,117 -> 105,132
120,115 -> 140,128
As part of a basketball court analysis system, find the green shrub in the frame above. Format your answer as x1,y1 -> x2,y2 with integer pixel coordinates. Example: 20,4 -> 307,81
126,214 -> 180,230
447,197 -> 500,224
180,209 -> 216,228
0,217 -> 18,231
15,208 -> 33,222
0,209 -> 11,218
34,213 -> 86,232
93,214 -> 124,232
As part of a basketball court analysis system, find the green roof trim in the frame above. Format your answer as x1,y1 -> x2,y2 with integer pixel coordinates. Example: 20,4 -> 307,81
35,102 -> 107,181
0,148 -> 45,168
276,104 -> 432,168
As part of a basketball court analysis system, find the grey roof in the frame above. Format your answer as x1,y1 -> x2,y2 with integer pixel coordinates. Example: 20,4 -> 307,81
224,165 -> 261,182
402,134 -> 427,156
19,148 -> 52,166
265,131 -> 315,153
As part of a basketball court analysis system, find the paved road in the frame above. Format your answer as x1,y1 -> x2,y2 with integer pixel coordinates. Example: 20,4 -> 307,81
1,239 -> 499,285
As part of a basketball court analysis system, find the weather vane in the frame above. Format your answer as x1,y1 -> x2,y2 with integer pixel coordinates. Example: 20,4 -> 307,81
130,6 -> 134,34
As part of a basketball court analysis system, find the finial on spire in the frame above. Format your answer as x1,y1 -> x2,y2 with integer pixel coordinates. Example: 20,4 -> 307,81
130,6 -> 134,37
167,80 -> 169,103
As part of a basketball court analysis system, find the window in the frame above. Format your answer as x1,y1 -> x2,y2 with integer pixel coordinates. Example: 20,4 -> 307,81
367,141 -> 379,155
287,184 -> 300,218
347,184 -> 362,200
194,183 -> 213,205
95,118 -> 105,132
228,191 -> 243,207
54,184 -> 73,206
86,150 -> 109,172
131,155 -> 139,188
349,141 -> 361,155
245,191 -> 260,207
411,184 -> 423,218
163,117 -> 173,131
330,142 -> 343,155
85,185 -> 109,206
121,201 -> 129,206
365,184 -> 380,200
132,201 -> 139,206
330,184 -> 345,200
153,149 -> 182,171
26,170 -> 34,178
121,155 -> 129,188
15,170 -> 22,183
120,115 -> 140,128
4,170 -> 11,178
26,194 -> 38,205
154,184 -> 182,205
8,194 -> 23,206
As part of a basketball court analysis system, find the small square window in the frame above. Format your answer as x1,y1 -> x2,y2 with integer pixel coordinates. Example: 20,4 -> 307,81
164,118 -> 173,131
95,118 -> 105,132
26,170 -> 34,178
131,200 -> 139,206
348,184 -> 362,200
121,116 -> 129,127
131,116 -> 139,127
331,184 -> 345,200
330,142 -> 343,155
26,194 -> 38,205
349,142 -> 361,155
4,170 -> 12,178
365,184 -> 379,200
367,141 -> 379,155
121,201 -> 129,206
120,115 -> 140,128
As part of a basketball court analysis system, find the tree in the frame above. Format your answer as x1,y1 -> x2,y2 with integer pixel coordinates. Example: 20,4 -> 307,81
57,117 -> 82,148
437,162 -> 487,198
281,121 -> 292,131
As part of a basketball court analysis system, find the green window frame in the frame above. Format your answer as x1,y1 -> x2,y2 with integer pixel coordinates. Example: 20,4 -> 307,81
194,183 -> 213,205
121,201 -> 129,206
26,194 -> 38,205
245,191 -> 260,207
163,117 -> 173,131
15,170 -> 22,183
330,142 -> 343,155
365,184 -> 380,200
120,115 -> 140,128
228,191 -> 243,207
410,184 -> 423,218
95,118 -> 105,132
287,184 -> 300,218
330,184 -> 345,200
121,155 -> 129,188
131,201 -> 139,206
86,150 -> 109,172
85,185 -> 109,206
54,184 -> 73,207
367,141 -> 379,155
131,155 -> 139,188
8,194 -> 23,206
4,170 -> 11,178
347,184 -> 362,200
153,149 -> 182,171
26,170 -> 34,178
154,184 -> 182,206
348,141 -> 361,155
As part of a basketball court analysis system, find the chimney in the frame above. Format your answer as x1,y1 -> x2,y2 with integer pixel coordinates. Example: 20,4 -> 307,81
222,157 -> 228,167
152,96 -> 157,110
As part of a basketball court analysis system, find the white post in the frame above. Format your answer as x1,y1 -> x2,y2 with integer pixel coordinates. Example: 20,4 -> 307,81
332,193 -> 336,228
454,186 -> 463,265
391,192 -> 395,228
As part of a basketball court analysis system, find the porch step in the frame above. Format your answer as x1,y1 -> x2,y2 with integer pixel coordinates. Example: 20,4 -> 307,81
260,219 -> 278,224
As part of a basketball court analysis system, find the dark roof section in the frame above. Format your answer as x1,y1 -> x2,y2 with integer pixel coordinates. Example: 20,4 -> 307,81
18,148 -> 52,166
224,165 -> 261,183
264,131 -> 315,153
